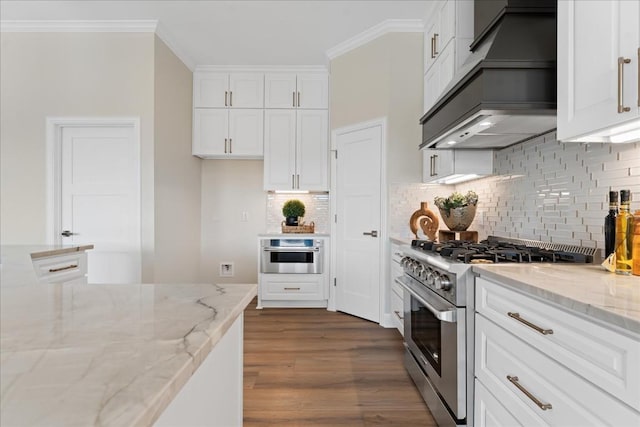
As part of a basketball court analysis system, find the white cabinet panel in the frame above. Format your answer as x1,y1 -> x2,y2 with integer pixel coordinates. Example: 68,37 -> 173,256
264,73 -> 328,109
32,252 -> 88,285
264,110 -> 297,189
558,0 -> 640,142
264,110 -> 328,191
193,109 -> 263,158
194,72 -> 263,108
474,379 -> 542,427
260,274 -> 325,301
422,149 -> 492,184
296,110 -> 328,191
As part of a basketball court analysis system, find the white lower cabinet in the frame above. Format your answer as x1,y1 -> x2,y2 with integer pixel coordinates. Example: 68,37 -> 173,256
32,252 -> 88,284
389,242 -> 404,335
258,273 -> 327,309
474,277 -> 640,426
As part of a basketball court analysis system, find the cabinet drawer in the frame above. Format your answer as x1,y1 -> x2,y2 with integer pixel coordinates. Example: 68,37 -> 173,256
32,253 -> 87,284
476,277 -> 640,410
475,378 -> 544,427
476,314 -> 640,426
260,274 -> 324,301
391,290 -> 404,335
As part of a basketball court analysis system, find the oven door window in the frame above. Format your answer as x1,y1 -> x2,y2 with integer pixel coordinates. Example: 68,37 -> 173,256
410,295 -> 442,375
270,251 -> 314,264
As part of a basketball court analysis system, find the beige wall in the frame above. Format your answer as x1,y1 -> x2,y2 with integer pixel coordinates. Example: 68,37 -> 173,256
330,32 -> 423,183
153,36 -> 201,283
200,160 -> 266,284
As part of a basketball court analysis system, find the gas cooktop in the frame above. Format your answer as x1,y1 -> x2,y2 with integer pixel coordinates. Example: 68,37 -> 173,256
411,236 -> 597,264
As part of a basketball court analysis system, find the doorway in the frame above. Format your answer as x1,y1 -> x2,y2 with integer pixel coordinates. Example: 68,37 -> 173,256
46,118 -> 141,284
332,118 -> 386,323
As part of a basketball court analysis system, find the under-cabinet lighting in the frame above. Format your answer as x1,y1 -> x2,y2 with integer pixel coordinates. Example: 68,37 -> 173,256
273,190 -> 310,194
610,128 -> 640,143
433,174 -> 481,185
566,119 -> 640,143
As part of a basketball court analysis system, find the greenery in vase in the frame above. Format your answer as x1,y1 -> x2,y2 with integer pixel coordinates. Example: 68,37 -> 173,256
282,199 -> 306,218
434,191 -> 478,212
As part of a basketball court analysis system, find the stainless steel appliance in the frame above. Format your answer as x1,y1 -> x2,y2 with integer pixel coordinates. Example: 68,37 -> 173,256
398,236 -> 597,427
260,239 -> 323,274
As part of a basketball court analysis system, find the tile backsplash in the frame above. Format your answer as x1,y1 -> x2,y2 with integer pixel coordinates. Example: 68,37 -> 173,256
389,132 -> 640,252
266,193 -> 330,233
457,132 -> 639,249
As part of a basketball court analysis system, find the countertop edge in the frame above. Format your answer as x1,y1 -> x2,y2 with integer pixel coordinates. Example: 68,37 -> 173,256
139,284 -> 257,427
472,266 -> 640,336
30,245 -> 95,259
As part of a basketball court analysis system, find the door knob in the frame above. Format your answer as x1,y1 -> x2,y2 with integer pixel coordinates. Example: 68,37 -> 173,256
61,230 -> 75,237
363,230 -> 378,238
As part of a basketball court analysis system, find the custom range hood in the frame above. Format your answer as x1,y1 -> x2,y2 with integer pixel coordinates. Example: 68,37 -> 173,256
420,0 -> 557,150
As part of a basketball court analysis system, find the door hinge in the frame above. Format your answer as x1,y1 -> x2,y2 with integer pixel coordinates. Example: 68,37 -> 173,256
334,278 -> 337,287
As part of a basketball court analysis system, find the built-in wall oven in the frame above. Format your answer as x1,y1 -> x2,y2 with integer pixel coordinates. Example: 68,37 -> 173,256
260,239 -> 324,274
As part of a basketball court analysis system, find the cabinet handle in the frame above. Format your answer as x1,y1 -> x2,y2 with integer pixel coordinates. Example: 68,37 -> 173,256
229,138 -> 232,153
284,287 -> 301,291
432,154 -> 438,176
430,155 -> 434,176
394,310 -> 404,320
297,91 -> 301,107
507,375 -> 553,411
293,91 -> 296,107
229,91 -> 233,107
49,264 -> 78,273
292,174 -> 295,189
224,138 -> 228,153
225,91 -> 228,107
296,174 -> 300,189
507,312 -> 553,335
618,57 -> 631,113
433,33 -> 439,55
430,36 -> 435,59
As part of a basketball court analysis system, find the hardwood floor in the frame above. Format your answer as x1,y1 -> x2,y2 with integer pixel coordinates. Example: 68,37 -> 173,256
243,299 -> 436,426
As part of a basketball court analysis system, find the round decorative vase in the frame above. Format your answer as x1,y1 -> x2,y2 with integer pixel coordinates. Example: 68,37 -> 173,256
438,204 -> 477,231
285,216 -> 299,226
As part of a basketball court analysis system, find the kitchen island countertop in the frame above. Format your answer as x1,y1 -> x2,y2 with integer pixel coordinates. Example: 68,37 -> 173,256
472,264 -> 640,334
0,277 -> 257,426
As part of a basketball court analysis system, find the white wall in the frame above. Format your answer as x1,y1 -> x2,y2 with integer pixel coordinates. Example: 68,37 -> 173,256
200,160 -> 266,284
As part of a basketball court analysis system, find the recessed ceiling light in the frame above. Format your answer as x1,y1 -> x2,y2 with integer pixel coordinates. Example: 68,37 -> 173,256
479,121 -> 492,126
446,140 -> 457,145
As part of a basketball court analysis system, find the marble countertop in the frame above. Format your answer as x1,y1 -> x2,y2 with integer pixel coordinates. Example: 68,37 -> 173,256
0,280 -> 257,426
473,264 -> 640,334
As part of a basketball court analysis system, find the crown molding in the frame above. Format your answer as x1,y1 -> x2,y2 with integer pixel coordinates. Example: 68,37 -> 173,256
0,19 -> 195,71
194,65 -> 328,73
326,19 -> 424,60
0,20 -> 158,32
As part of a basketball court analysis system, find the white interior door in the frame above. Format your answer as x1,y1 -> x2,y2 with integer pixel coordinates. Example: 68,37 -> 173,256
60,125 -> 140,284
335,123 -> 383,322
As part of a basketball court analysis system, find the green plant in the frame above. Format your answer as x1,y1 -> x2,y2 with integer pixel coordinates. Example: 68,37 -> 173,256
282,199 -> 306,218
434,190 -> 478,212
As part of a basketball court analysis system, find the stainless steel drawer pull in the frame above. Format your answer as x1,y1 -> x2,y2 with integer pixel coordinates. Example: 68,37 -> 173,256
507,375 -> 552,411
293,91 -> 296,107
49,264 -> 78,273
507,312 -> 553,335
284,287 -> 301,291
225,91 -> 228,107
393,310 -> 404,320
433,33 -> 439,55
229,91 -> 233,106
618,56 -> 631,113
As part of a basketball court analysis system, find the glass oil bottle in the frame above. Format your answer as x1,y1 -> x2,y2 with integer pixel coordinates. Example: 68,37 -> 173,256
615,190 -> 633,275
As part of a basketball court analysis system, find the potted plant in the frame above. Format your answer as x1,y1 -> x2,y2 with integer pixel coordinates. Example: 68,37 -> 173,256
434,190 -> 478,231
282,199 -> 306,226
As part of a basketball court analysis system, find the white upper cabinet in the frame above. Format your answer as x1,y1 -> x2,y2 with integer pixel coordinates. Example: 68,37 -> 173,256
194,72 -> 264,108
423,0 -> 473,114
265,73 -> 328,109
557,0 -> 640,142
193,109 -> 264,159
422,149 -> 492,184
264,109 -> 328,191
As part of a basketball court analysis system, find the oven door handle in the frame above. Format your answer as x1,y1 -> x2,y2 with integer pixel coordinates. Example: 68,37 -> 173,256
263,247 -> 320,252
395,277 -> 457,323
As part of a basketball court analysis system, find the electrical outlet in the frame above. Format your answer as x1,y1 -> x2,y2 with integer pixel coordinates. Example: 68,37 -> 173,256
241,211 -> 249,222
220,262 -> 234,277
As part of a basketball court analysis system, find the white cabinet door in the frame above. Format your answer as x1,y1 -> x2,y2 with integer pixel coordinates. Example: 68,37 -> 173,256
297,74 -> 329,109
475,379 -> 539,427
423,65 -> 439,114
193,109 -> 228,156
264,73 -> 298,108
437,0 -> 455,53
264,110 -> 297,190
557,0 -> 640,142
423,31 -> 455,114
297,110 -> 329,191
424,19 -> 439,73
228,109 -> 264,156
423,149 -> 454,181
194,72 -> 228,108
228,73 -> 264,108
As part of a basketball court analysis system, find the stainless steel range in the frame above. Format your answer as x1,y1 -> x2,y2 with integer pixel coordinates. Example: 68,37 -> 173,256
397,236 -> 597,427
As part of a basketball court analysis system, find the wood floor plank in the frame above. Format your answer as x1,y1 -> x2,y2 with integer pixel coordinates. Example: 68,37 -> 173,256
244,298 -> 436,426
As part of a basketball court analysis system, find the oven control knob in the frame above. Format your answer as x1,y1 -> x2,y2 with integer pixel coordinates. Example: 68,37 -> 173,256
425,269 -> 435,285
400,257 -> 411,268
415,263 -> 426,277
434,275 -> 452,291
